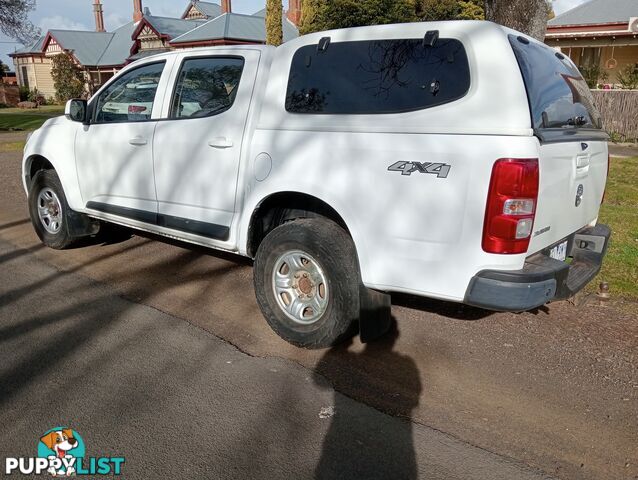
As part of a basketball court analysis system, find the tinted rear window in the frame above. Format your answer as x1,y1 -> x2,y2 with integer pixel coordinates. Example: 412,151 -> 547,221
509,35 -> 602,130
286,38 -> 470,114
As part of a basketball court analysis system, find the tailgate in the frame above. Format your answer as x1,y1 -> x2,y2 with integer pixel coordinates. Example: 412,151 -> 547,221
529,140 -> 608,253
507,34 -> 610,254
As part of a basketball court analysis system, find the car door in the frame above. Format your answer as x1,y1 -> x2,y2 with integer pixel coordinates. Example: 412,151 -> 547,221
76,60 -> 170,221
153,51 -> 260,242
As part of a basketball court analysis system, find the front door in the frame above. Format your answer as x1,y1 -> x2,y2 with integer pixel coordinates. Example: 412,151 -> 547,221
152,52 -> 259,242
76,61 -> 168,220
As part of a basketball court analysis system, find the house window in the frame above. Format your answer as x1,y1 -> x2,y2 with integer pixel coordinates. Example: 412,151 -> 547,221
579,47 -> 601,69
21,66 -> 30,89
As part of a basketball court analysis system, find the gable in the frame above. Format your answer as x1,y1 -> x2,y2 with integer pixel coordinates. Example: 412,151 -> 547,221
184,5 -> 207,20
45,38 -> 63,56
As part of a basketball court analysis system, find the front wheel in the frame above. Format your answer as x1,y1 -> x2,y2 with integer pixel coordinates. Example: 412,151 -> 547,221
28,170 -> 79,250
253,218 -> 361,349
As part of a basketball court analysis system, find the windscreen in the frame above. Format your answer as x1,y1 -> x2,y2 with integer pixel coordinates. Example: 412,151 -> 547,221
509,35 -> 602,131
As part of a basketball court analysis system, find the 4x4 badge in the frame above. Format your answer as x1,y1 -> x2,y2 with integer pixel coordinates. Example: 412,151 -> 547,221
388,161 -> 451,178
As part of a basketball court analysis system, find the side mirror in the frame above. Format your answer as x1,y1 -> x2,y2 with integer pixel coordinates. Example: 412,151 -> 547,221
65,99 -> 88,124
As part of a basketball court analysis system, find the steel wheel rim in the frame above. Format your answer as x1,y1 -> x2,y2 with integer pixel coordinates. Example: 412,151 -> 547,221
37,188 -> 63,234
272,250 -> 329,325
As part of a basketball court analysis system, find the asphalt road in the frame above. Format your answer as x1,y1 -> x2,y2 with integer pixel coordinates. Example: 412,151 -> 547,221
1,133 -> 637,479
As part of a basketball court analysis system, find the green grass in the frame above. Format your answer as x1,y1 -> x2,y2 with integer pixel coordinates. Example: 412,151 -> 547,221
593,156 -> 638,300
0,141 -> 25,152
0,106 -> 65,131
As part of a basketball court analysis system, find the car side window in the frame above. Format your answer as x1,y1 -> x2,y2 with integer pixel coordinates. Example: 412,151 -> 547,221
170,57 -> 245,119
93,62 -> 165,124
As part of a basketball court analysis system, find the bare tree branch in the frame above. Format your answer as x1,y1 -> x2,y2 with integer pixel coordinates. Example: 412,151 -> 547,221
0,0 -> 41,45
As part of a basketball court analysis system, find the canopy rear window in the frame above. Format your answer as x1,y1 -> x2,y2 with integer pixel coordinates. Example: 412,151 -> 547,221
286,38 -> 470,115
509,35 -> 602,132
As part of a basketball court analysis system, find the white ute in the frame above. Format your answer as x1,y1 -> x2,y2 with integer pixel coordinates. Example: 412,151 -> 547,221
23,21 -> 611,348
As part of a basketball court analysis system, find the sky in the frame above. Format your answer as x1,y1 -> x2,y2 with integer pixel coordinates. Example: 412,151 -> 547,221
0,0 -> 587,71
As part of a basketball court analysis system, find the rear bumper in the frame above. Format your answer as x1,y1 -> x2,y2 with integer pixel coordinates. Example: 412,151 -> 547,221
464,224 -> 611,311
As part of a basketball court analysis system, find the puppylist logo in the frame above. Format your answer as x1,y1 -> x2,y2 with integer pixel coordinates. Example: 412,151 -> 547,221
4,427 -> 125,476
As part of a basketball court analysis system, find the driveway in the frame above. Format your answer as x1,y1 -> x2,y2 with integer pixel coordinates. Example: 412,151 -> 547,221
1,133 -> 636,479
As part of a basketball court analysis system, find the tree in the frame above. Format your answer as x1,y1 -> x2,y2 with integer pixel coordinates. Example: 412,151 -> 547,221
415,0 -> 484,20
484,0 -> 550,41
51,52 -> 86,102
301,0 -> 416,35
458,0 -> 484,20
266,0 -> 283,46
299,0 -> 323,35
0,0 -> 40,45
0,60 -> 9,80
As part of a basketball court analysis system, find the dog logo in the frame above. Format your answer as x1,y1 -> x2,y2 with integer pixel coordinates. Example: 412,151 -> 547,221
5,426 -> 124,476
38,428 -> 85,477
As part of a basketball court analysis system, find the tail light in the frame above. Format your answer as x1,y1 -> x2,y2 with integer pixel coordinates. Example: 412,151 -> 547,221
482,158 -> 539,254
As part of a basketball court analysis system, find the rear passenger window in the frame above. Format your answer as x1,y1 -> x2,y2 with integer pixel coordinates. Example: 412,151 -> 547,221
170,57 -> 244,119
286,38 -> 470,114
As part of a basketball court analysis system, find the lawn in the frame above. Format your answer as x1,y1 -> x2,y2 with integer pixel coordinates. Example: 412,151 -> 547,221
594,156 -> 638,300
0,105 -> 65,131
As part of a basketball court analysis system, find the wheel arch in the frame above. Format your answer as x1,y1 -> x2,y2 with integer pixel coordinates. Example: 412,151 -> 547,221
22,153 -> 84,212
25,154 -> 55,184
245,191 -> 357,259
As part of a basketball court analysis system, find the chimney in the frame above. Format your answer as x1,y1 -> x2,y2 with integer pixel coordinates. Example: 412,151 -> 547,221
222,0 -> 232,14
93,0 -> 105,32
287,0 -> 301,26
133,0 -> 143,22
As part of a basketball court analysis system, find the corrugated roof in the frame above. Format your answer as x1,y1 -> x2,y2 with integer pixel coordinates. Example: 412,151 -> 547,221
252,8 -> 266,17
146,15 -> 206,38
12,36 -> 46,55
129,48 -> 171,60
549,0 -> 638,26
194,1 -> 222,18
48,30 -> 113,65
171,12 -> 299,44
96,22 -> 136,66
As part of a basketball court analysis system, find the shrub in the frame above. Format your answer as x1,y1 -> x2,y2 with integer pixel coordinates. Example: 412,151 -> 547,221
28,88 -> 45,105
580,64 -> 607,89
617,63 -> 638,90
19,86 -> 30,102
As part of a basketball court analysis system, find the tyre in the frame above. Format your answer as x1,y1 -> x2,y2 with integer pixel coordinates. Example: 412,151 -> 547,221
254,217 -> 360,349
28,170 -> 80,250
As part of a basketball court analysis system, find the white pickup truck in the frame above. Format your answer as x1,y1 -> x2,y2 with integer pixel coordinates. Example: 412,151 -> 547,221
23,21 -> 611,348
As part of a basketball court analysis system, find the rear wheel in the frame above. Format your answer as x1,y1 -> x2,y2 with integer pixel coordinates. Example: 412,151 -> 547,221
253,218 -> 360,349
28,170 -> 80,249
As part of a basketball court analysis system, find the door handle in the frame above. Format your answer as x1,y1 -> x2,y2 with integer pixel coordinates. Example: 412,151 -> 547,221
129,137 -> 147,146
208,137 -> 234,149
576,154 -> 590,168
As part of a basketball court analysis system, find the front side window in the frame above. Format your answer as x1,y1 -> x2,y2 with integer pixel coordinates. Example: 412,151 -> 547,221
170,57 -> 244,119
286,38 -> 471,114
93,62 -> 165,124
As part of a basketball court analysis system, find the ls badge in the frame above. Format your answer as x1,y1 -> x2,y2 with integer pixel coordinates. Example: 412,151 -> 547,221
575,184 -> 584,207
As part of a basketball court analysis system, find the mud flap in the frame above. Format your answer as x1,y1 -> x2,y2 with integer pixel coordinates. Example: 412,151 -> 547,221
359,286 -> 392,343
67,209 -> 100,238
